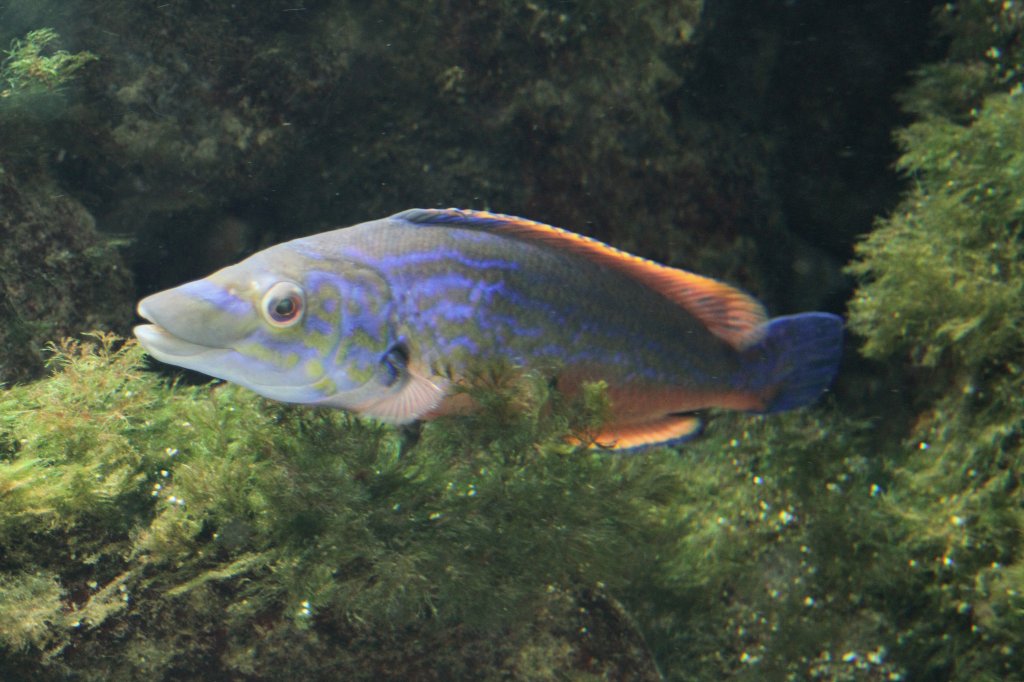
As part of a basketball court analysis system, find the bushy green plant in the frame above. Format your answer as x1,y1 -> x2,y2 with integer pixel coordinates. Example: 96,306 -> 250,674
0,28 -> 99,177
847,87 -> 1024,368
1,28 -> 96,96
844,4 -> 1024,679
0,335 -> 695,678
1,332 -> 913,681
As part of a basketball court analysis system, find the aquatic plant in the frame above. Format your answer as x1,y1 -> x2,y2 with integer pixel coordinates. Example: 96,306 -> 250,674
848,88 -> 1024,368
0,334 -> 692,678
0,329 -> 916,680
1,28 -> 96,97
844,3 -> 1024,678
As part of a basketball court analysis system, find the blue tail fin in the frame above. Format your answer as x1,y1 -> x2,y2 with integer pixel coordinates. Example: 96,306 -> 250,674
742,313 -> 844,413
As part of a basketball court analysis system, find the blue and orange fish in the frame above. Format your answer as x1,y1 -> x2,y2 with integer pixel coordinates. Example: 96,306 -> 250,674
134,209 -> 843,450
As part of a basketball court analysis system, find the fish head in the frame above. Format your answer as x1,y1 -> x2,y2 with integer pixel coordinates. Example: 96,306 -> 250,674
134,242 -> 397,406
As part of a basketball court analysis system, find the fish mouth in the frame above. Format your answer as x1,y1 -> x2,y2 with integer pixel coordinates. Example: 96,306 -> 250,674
133,323 -> 223,359
134,299 -> 227,359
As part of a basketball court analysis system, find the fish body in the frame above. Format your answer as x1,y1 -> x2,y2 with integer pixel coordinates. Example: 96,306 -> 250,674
135,208 -> 843,450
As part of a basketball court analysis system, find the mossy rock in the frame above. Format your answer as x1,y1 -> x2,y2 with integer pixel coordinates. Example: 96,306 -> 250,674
0,173 -> 133,383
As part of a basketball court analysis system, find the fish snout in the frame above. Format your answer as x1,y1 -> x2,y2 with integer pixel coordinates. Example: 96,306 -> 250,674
136,280 -> 255,353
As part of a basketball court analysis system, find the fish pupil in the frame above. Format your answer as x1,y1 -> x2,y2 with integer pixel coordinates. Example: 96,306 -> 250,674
274,298 -> 295,318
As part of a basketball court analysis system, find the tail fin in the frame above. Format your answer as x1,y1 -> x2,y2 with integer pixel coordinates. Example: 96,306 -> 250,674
742,313 -> 844,413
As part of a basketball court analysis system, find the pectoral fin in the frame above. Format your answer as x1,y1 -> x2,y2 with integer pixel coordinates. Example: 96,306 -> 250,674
357,369 -> 449,422
356,343 -> 449,422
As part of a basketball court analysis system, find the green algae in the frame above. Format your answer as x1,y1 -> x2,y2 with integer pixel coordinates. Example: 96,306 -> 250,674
0,28 -> 96,153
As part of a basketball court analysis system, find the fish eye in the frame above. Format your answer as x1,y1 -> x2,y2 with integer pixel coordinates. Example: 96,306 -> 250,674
261,282 -> 305,327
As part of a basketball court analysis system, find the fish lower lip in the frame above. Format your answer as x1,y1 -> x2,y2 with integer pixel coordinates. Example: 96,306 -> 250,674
134,323 -> 219,358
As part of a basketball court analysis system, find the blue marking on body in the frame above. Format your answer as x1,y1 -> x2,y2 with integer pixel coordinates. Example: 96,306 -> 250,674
179,280 -> 250,316
371,248 -> 520,275
469,280 -> 505,303
305,314 -> 334,336
436,334 -> 480,356
485,312 -> 544,338
496,286 -> 583,326
251,331 -> 324,363
413,270 -> 476,296
350,313 -> 387,343
436,302 -> 476,322
349,350 -> 378,377
407,273 -> 511,325
306,270 -> 349,294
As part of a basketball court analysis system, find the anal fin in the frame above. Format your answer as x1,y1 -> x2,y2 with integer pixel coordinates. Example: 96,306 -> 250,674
589,414 -> 704,452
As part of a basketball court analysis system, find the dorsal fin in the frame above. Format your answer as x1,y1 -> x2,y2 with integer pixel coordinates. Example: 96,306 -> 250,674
395,208 -> 767,349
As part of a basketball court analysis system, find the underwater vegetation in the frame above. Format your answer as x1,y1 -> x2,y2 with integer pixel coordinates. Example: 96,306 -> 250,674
843,1 -> 1024,679
0,28 -> 96,96
0,333 -> 903,681
0,27 -> 98,163
0,333 -> 930,681
0,334 -> 670,679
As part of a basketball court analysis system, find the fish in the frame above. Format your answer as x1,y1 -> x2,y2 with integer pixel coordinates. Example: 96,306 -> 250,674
134,208 -> 843,451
